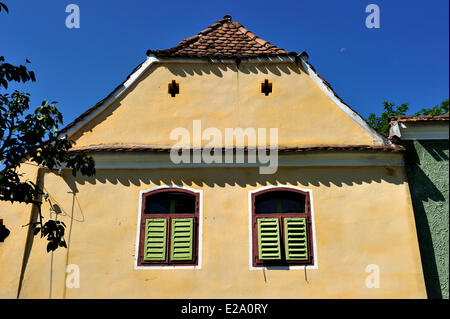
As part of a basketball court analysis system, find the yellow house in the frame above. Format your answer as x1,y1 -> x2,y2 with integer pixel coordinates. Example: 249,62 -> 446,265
0,15 -> 426,298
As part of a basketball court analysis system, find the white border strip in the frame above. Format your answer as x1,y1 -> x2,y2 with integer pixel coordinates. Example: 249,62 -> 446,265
57,152 -> 405,170
400,131 -> 449,140
248,185 -> 318,270
134,185 -> 203,270
389,121 -> 449,140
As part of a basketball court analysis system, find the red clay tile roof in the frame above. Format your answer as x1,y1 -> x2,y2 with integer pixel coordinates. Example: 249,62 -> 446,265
69,144 -> 404,153
389,114 -> 449,122
147,15 -> 297,58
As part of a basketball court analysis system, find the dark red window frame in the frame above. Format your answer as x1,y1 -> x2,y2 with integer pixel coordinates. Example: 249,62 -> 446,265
137,188 -> 199,267
252,188 -> 314,267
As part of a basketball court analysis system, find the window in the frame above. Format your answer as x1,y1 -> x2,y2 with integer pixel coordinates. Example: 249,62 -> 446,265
138,188 -> 199,266
251,188 -> 314,267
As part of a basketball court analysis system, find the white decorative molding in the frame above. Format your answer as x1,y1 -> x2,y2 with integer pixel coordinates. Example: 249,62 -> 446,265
58,151 -> 404,170
389,121 -> 449,140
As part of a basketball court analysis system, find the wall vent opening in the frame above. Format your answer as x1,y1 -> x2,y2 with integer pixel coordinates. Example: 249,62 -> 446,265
168,80 -> 179,97
261,79 -> 272,96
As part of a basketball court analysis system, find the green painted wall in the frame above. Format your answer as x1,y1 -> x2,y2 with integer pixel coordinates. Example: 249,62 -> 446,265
404,140 -> 449,299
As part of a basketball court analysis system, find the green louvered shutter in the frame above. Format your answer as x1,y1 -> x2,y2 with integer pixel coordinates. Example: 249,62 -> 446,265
284,217 -> 309,260
144,218 -> 167,261
257,218 -> 282,260
170,218 -> 194,261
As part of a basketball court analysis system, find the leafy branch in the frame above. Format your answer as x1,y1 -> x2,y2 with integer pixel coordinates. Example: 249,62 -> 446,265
1,1 -> 95,251
367,99 -> 449,135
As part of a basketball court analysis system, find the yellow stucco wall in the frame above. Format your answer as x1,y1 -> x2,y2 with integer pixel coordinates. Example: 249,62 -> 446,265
0,163 -> 39,299
3,164 -> 425,299
71,62 -> 379,147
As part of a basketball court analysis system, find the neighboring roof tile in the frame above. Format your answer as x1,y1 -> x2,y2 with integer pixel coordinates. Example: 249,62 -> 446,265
68,144 -> 404,153
147,15 -> 297,58
389,114 -> 449,122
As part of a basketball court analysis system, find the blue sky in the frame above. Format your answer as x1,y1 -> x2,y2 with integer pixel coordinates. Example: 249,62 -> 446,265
1,0 -> 448,126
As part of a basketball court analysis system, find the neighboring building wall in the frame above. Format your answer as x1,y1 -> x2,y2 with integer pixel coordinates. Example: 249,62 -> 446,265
1,163 -> 426,299
404,140 -> 449,299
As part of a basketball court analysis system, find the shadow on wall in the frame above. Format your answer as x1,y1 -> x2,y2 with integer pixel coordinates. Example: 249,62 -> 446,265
166,62 -> 302,78
0,219 -> 10,242
60,165 -> 406,194
16,180 -> 84,299
404,140 -> 449,299
420,140 -> 449,162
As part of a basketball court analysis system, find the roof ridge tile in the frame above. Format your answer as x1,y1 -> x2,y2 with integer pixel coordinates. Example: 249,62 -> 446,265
147,15 -> 297,58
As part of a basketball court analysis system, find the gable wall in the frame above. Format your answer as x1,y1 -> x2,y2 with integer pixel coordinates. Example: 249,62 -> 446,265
71,62 -> 379,148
